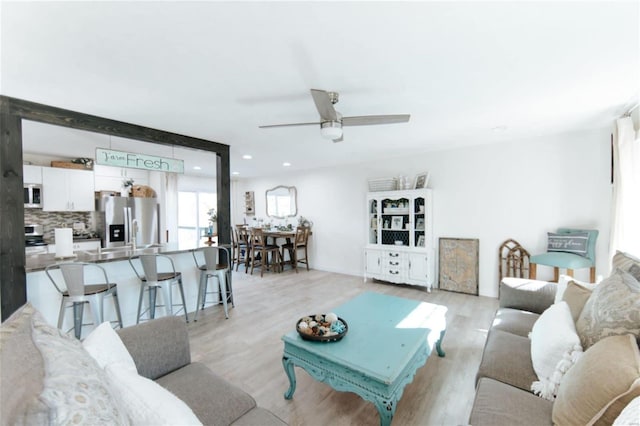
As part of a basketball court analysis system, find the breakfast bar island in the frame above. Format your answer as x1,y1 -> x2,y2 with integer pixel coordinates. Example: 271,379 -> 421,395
26,241 -> 229,334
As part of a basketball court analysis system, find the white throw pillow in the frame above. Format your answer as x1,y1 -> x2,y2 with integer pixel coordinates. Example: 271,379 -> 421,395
613,395 -> 640,426
105,364 -> 203,426
530,301 -> 583,400
82,322 -> 137,373
554,274 -> 600,304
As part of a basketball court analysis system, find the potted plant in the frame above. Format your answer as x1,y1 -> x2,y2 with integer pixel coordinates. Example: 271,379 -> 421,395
121,178 -> 134,197
207,208 -> 217,235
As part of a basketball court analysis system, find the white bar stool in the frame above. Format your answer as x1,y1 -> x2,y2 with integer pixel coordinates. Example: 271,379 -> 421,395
129,254 -> 189,324
192,246 -> 233,321
45,262 -> 123,340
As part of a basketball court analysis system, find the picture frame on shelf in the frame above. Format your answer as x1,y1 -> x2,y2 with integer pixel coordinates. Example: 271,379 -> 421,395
416,218 -> 425,230
413,172 -> 430,189
417,235 -> 425,247
391,216 -> 404,230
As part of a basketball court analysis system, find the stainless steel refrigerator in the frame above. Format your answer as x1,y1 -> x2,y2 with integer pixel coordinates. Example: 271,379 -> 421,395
97,196 -> 160,248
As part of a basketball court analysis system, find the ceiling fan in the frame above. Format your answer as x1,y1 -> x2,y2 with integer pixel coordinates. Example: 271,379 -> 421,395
259,89 -> 410,142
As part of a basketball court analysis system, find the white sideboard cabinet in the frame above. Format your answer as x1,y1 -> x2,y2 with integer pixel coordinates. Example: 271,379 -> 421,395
364,189 -> 434,290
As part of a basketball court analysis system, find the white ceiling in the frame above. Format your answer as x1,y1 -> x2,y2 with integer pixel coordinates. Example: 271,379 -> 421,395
2,1 -> 639,178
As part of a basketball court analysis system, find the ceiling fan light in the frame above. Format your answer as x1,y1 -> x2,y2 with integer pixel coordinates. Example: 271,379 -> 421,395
320,121 -> 342,140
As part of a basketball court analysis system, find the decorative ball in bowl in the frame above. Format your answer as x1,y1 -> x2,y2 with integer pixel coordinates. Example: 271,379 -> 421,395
296,313 -> 348,342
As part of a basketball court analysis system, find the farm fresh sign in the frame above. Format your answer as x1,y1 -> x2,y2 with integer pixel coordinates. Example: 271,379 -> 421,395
96,149 -> 184,173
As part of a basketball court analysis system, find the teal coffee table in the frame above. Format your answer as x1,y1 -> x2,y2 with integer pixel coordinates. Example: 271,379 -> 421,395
281,291 -> 447,426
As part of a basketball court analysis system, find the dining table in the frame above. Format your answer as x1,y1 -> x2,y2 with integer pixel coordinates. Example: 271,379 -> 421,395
243,227 -> 311,271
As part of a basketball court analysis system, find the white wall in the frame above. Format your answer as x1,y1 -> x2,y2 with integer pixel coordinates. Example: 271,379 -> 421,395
233,129 -> 612,298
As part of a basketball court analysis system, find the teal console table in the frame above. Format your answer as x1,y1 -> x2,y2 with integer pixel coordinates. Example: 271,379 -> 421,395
281,291 -> 447,426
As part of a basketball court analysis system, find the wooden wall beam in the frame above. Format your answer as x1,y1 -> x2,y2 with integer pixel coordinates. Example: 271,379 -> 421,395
0,95 -> 231,320
0,98 -> 27,321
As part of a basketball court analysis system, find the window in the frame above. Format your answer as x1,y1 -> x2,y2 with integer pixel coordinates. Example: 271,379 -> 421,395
178,191 -> 216,246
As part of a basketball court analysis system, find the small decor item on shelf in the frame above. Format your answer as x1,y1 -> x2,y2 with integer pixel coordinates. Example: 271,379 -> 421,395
71,157 -> 94,169
296,313 -> 348,342
368,177 -> 398,192
121,178 -> 134,197
413,172 -> 430,189
298,216 -> 313,229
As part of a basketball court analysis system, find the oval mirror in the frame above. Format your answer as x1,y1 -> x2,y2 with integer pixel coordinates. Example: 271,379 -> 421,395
266,185 -> 297,218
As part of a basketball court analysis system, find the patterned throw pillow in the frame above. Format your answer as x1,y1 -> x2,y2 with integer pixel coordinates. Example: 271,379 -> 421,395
576,268 -> 640,349
547,232 -> 589,257
29,309 -> 127,424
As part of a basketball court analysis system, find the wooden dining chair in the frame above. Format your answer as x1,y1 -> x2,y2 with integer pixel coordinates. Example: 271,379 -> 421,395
248,228 -> 282,277
281,226 -> 310,272
235,225 -> 251,272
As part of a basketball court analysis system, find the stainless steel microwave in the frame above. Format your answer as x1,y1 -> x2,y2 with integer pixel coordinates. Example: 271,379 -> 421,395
24,184 -> 42,208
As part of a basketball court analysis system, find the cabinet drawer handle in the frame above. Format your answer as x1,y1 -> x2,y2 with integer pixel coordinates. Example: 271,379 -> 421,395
389,253 -> 399,257
389,270 -> 399,275
389,261 -> 399,266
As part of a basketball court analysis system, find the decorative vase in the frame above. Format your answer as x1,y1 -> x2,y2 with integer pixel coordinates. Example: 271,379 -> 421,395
120,188 -> 129,197
209,222 -> 217,235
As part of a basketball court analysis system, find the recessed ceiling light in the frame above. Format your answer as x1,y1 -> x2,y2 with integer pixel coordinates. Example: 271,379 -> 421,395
193,166 -> 201,170
242,154 -> 252,160
283,162 -> 291,167
232,171 -> 240,175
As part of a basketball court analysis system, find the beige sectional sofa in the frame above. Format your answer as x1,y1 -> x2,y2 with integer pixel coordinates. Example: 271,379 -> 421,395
0,304 -> 287,425
469,251 -> 640,425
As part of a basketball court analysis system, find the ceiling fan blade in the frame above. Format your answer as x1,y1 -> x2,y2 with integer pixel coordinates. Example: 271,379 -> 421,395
332,135 -> 344,143
342,114 -> 410,126
259,122 -> 320,129
310,89 -> 338,121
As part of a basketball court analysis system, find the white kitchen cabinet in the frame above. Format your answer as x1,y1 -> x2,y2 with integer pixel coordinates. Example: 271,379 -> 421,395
23,165 -> 43,184
48,240 -> 101,254
364,189 -> 434,290
94,165 -> 149,192
42,167 -> 95,211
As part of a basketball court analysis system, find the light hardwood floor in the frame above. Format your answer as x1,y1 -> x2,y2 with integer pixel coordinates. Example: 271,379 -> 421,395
186,268 -> 499,426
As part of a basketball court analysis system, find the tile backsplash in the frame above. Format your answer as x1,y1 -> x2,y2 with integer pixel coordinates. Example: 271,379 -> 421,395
24,210 -> 95,243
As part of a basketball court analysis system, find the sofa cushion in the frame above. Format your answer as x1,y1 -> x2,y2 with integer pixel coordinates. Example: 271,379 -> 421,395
612,250 -> 640,273
83,321 -> 137,373
468,378 -> 553,426
117,316 -> 191,380
554,274 -> 599,305
231,407 -> 288,426
613,395 -> 640,426
562,280 -> 593,322
553,334 -> 640,426
6,303 -> 127,424
576,268 -> 640,349
0,303 -> 47,424
156,361 -> 257,426
499,278 -> 556,314
105,363 -> 202,425
476,329 -> 538,392
491,308 -> 540,337
529,301 -> 582,400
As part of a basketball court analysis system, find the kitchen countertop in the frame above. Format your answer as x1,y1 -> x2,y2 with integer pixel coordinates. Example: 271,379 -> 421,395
26,241 -> 229,272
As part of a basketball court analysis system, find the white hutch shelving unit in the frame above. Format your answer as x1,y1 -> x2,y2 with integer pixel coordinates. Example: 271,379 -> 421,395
364,189 -> 434,290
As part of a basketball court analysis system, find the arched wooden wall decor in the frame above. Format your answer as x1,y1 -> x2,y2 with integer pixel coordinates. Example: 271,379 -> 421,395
498,239 -> 530,284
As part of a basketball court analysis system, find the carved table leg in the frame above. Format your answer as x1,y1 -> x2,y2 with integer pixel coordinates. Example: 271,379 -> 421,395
436,329 -> 446,357
374,396 -> 396,426
282,356 -> 297,399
